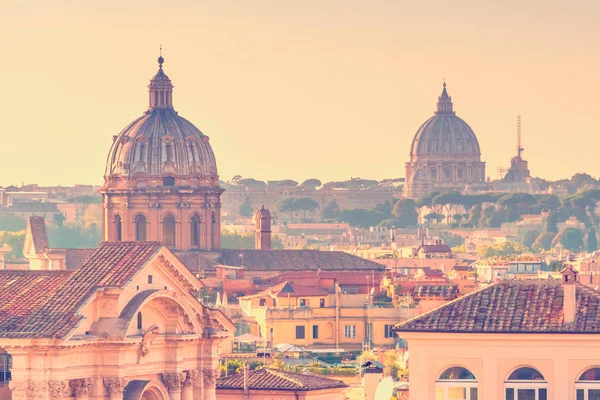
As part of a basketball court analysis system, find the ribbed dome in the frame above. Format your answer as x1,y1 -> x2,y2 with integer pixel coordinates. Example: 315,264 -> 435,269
104,57 -> 219,186
409,83 -> 481,161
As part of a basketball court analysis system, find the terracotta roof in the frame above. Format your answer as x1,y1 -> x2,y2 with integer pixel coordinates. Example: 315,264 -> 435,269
413,284 -> 458,300
216,249 -> 384,271
422,269 -> 444,277
453,266 -> 471,272
420,244 -> 451,253
216,368 -> 348,391
395,280 -> 600,334
64,248 -> 95,269
28,216 -> 49,252
264,271 -> 385,287
0,242 -> 162,338
250,282 -> 329,298
173,250 -> 216,272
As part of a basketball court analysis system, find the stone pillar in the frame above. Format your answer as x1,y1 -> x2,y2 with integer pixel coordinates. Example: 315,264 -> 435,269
181,371 -> 197,400
103,377 -> 128,400
70,378 -> 94,400
9,381 -> 46,400
161,373 -> 184,400
202,369 -> 218,400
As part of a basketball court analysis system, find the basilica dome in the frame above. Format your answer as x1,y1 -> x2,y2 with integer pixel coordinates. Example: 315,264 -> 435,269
409,83 -> 481,161
104,56 -> 219,188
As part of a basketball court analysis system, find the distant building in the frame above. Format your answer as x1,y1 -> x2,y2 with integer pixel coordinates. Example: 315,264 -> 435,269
403,83 -> 487,197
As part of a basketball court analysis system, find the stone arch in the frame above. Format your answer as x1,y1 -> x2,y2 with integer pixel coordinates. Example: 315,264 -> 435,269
189,213 -> 202,248
114,213 -> 123,241
120,290 -> 202,336
124,380 -> 169,400
161,214 -> 176,247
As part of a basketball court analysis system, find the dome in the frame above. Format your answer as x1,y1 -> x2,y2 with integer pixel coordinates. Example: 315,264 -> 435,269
409,83 -> 481,161
104,57 -> 219,187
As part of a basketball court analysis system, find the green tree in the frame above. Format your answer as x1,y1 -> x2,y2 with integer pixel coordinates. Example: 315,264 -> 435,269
432,191 -> 463,223
535,194 -> 561,212
532,232 -> 556,251
423,212 -> 444,223
468,204 -> 482,227
588,228 -> 598,253
519,229 -> 541,249
374,201 -> 392,216
52,213 -> 66,226
294,197 -> 320,221
477,241 -> 525,258
301,179 -> 322,188
416,192 -> 439,208
47,223 -> 101,248
552,228 -> 584,252
546,212 -> 559,234
322,200 -> 340,219
0,231 -> 25,260
220,231 -> 255,249
391,199 -> 418,227
338,208 -> 388,228
0,214 -> 27,232
239,196 -> 254,217
272,235 -> 284,250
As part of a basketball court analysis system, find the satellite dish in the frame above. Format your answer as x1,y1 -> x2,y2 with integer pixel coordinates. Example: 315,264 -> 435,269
374,377 -> 394,400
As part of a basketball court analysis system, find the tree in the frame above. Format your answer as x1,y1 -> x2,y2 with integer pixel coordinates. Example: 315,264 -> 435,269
237,178 -> 267,189
301,179 -> 322,188
272,235 -> 284,250
532,232 -> 556,251
535,194 -> 561,212
294,197 -> 320,221
432,191 -> 463,223
416,192 -> 439,208
545,212 -> 559,234
391,199 -> 418,227
52,213 -> 66,226
338,209 -> 388,228
47,223 -> 101,248
477,241 -> 525,258
239,196 -> 253,217
588,228 -> 598,253
468,204 -> 483,227
452,214 -> 463,225
0,231 -> 25,260
221,231 -> 255,249
552,228 -> 584,252
423,212 -> 444,223
374,201 -> 392,216
0,214 -> 27,232
519,229 -> 541,249
377,219 -> 404,228
322,200 -> 340,219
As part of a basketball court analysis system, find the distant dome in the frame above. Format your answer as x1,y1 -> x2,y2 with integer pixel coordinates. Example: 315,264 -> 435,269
409,83 -> 481,161
104,56 -> 219,187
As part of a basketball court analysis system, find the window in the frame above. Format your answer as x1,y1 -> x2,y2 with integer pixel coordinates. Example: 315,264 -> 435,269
457,168 -> 464,179
163,176 -> 175,186
190,214 -> 201,247
137,312 -> 143,330
435,367 -> 478,400
299,299 -> 309,307
115,215 -> 123,241
384,324 -> 394,338
505,367 -> 547,400
344,325 -> 356,338
259,299 -> 266,307
162,215 -> 176,247
0,351 -> 11,383
576,367 -> 600,400
296,326 -> 305,339
148,275 -> 153,284
313,325 -> 319,339
320,298 -> 325,308
135,215 -> 147,241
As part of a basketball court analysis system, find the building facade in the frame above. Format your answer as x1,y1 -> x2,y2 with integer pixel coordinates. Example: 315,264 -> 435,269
100,56 -> 222,251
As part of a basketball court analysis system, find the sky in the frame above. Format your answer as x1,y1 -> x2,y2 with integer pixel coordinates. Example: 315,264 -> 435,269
1,0 -> 599,186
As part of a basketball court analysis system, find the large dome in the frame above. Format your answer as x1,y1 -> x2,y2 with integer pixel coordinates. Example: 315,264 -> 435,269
409,83 -> 481,161
104,56 -> 219,187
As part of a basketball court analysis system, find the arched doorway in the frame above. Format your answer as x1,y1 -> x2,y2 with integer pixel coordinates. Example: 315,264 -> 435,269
576,367 -> 600,400
124,380 -> 169,400
504,367 -> 547,400
135,215 -> 147,241
162,215 -> 176,247
435,366 -> 477,400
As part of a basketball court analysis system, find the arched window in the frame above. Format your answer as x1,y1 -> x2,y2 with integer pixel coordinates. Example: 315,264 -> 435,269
190,214 -> 201,248
0,349 -> 11,382
115,214 -> 123,241
162,215 -> 176,247
137,312 -> 143,330
135,215 -> 147,241
505,367 -> 547,400
576,367 -> 600,400
435,366 -> 478,400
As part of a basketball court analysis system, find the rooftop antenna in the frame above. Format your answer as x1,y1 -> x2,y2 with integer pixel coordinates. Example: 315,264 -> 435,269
517,114 -> 523,158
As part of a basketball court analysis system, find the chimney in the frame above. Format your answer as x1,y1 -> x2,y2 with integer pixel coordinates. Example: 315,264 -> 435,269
243,363 -> 249,400
255,206 -> 272,250
561,265 -> 578,324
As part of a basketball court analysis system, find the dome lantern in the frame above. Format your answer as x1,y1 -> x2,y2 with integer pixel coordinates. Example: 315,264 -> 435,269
148,53 -> 174,109
435,82 -> 455,115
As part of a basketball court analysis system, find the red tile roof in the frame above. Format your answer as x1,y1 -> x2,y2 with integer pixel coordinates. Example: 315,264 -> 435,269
264,271 -> 385,287
395,280 -> 600,334
62,248 -> 95,269
251,282 -> 329,298
0,242 -> 162,338
420,244 -> 451,253
413,284 -> 458,300
216,368 -> 348,391
216,249 -> 384,271
28,216 -> 49,252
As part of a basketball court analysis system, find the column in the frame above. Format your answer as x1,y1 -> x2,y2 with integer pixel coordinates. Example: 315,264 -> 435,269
202,369 -> 218,400
161,373 -> 184,400
48,381 -> 68,400
9,381 -> 46,400
103,377 -> 128,400
181,371 -> 197,400
193,368 -> 204,400
69,378 -> 93,400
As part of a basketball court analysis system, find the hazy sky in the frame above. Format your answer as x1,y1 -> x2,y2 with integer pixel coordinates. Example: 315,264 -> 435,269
2,1 -> 599,186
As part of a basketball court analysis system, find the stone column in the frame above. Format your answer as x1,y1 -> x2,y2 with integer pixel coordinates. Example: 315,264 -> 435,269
161,373 -> 184,400
9,381 -> 46,400
103,377 -> 128,400
69,378 -> 94,400
202,369 -> 218,400
48,381 -> 68,400
181,371 -> 197,400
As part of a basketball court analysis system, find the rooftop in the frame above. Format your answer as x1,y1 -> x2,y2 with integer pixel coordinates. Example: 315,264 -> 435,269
395,280 -> 600,334
216,368 -> 348,391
